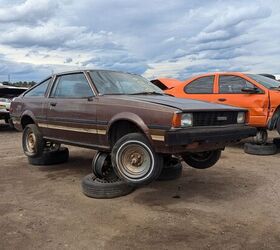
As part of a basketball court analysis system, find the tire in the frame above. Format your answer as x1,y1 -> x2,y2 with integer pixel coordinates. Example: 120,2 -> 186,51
157,156 -> 182,181
111,133 -> 163,186
92,151 -> 116,178
276,118 -> 280,134
244,143 -> 277,155
28,147 -> 69,166
22,124 -> 45,158
273,138 -> 280,148
181,150 -> 221,169
253,129 -> 268,145
81,174 -> 135,199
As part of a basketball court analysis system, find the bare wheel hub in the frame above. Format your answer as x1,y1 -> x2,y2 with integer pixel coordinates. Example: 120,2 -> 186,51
27,132 -> 36,152
130,152 -> 144,166
117,142 -> 153,179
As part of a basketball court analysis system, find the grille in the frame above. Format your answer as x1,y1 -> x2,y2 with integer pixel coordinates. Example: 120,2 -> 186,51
192,111 -> 238,126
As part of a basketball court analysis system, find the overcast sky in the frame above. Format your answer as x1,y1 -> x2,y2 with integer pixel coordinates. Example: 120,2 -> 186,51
0,0 -> 279,82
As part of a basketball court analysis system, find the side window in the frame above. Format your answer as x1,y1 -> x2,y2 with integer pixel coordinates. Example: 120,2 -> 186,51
25,79 -> 50,97
51,73 -> 93,98
219,75 -> 256,93
184,76 -> 214,94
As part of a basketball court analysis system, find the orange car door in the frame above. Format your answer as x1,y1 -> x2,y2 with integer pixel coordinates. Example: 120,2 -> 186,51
216,75 -> 269,126
174,75 -> 218,102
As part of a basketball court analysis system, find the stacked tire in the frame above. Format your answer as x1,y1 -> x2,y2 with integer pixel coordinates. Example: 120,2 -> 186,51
244,129 -> 278,156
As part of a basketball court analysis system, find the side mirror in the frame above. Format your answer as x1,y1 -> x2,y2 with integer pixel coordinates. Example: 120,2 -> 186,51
241,87 -> 259,94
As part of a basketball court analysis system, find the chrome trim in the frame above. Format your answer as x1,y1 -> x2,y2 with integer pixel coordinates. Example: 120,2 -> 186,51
38,123 -> 106,135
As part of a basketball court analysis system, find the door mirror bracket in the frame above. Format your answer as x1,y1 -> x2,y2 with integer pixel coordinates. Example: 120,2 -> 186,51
241,87 -> 260,94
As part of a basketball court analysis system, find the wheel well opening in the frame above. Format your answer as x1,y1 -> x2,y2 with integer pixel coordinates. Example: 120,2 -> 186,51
109,120 -> 143,147
268,106 -> 280,130
21,115 -> 35,129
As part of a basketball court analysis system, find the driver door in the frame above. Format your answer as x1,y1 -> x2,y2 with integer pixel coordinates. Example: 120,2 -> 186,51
46,72 -> 99,146
216,75 -> 269,126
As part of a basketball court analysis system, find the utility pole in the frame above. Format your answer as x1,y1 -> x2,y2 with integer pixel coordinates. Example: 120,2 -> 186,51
8,74 -> 10,83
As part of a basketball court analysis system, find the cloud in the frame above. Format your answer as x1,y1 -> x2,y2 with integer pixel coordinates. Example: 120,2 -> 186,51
82,53 -> 149,74
64,57 -> 73,63
0,0 -> 58,24
204,5 -> 271,33
0,0 -> 279,81
0,21 -> 122,51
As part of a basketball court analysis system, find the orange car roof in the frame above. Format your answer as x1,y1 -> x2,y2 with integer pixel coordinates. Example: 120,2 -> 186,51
183,72 -> 248,82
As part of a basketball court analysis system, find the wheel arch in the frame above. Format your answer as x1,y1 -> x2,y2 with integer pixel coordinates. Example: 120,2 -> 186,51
267,106 -> 280,130
107,112 -> 152,147
20,111 -> 36,129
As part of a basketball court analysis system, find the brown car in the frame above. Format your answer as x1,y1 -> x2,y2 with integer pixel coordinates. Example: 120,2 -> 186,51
10,70 -> 256,186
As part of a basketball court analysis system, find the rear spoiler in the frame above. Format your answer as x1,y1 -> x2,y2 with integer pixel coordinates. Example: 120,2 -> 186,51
151,78 -> 183,90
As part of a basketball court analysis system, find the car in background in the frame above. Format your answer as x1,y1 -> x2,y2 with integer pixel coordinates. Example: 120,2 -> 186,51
154,72 -> 280,144
259,74 -> 276,80
0,84 -> 28,127
0,98 -> 11,124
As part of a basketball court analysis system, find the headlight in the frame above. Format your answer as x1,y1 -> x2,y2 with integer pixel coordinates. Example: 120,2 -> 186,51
181,113 -> 193,127
237,112 -> 245,124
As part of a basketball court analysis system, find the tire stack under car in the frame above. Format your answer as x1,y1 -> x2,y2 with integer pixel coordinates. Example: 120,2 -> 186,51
81,152 -> 183,199
22,124 -> 223,199
244,138 -> 280,156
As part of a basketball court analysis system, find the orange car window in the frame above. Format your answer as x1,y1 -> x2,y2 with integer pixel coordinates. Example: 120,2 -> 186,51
184,76 -> 214,94
219,75 -> 257,94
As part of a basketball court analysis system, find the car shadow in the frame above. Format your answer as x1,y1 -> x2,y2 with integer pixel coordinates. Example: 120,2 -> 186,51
35,151 -> 95,180
132,166 -> 263,206
0,123 -> 18,132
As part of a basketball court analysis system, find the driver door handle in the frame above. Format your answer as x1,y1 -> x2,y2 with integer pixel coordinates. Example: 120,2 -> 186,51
50,102 -> 57,107
218,98 -> 227,102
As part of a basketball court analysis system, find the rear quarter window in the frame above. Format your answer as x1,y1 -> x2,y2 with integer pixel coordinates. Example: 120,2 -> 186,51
24,79 -> 50,97
184,76 -> 214,94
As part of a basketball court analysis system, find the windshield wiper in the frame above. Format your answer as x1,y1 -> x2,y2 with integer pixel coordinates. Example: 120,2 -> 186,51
129,91 -> 164,95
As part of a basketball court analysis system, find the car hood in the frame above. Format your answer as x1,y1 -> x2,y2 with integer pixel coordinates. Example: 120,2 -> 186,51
109,95 -> 246,112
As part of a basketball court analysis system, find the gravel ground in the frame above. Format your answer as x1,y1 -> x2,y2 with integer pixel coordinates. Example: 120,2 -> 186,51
0,123 -> 280,250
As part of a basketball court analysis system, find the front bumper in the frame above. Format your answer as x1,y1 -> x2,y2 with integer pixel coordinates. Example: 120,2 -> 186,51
165,125 -> 257,146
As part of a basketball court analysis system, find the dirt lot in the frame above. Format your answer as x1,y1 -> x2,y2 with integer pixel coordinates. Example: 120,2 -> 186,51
1,124 -> 280,250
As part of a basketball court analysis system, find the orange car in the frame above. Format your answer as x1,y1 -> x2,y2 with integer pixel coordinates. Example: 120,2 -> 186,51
154,72 -> 280,144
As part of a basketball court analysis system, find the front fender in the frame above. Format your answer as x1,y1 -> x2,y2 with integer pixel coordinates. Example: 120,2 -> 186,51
107,112 -> 153,144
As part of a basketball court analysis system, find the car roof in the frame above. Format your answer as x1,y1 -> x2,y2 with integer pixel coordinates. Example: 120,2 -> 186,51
184,72 -> 248,82
53,69 -> 137,76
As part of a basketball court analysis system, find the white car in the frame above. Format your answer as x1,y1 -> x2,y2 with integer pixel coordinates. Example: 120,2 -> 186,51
0,98 -> 11,124
0,84 -> 28,127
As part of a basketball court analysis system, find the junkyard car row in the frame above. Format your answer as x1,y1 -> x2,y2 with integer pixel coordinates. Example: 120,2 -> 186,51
9,69 -> 257,197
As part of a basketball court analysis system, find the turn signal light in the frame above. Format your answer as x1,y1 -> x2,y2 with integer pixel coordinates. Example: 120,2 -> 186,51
172,113 -> 182,128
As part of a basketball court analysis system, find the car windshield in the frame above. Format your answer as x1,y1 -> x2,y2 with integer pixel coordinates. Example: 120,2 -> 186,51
247,74 -> 280,89
89,70 -> 164,95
